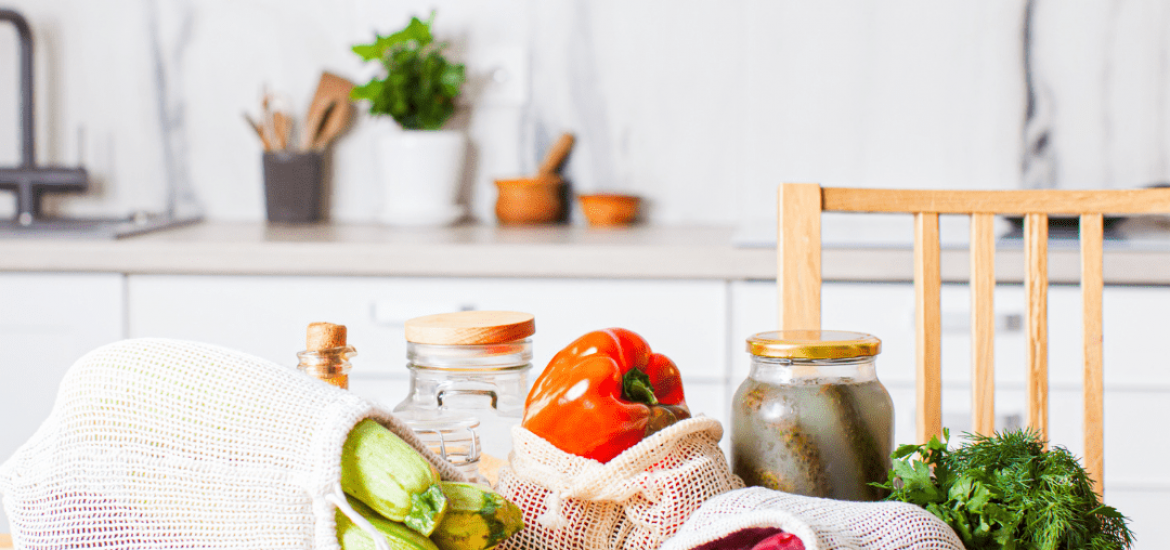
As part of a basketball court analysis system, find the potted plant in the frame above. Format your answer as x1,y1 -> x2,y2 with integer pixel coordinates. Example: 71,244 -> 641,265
351,14 -> 467,226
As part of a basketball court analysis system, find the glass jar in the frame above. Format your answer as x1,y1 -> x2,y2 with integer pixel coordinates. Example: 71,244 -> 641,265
731,330 -> 894,501
297,345 -> 356,388
393,311 -> 534,481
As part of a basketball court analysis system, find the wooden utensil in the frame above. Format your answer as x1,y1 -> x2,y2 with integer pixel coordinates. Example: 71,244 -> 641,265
302,72 -> 355,150
309,99 -> 353,150
272,111 -> 293,151
538,133 -> 575,176
261,86 -> 278,149
243,112 -> 272,151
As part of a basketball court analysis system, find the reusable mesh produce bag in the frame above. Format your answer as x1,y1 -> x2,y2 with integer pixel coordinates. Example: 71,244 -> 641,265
496,417 -> 743,550
660,487 -> 965,550
0,338 -> 466,550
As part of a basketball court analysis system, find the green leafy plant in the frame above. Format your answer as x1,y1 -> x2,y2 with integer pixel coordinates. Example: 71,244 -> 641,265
351,14 -> 465,130
874,428 -> 1133,550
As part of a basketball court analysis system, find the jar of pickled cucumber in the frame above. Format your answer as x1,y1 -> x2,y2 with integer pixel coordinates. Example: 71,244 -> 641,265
731,330 -> 893,501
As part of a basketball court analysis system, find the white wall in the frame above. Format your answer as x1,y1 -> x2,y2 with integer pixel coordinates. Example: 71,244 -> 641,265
0,0 -> 1167,227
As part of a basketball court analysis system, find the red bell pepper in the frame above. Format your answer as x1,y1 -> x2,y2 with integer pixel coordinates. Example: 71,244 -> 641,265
521,328 -> 691,463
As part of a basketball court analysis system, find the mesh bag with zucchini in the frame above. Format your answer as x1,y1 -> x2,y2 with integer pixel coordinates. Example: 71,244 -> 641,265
0,338 -> 523,550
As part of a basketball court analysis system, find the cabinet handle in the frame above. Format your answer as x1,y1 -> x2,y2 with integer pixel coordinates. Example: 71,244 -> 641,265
371,301 -> 475,326
938,312 -> 1023,334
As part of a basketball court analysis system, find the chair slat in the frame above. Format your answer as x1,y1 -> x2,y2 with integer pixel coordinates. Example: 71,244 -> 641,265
1025,213 -> 1049,441
971,213 -> 997,436
915,212 -> 942,445
823,187 -> 1170,214
1081,213 -> 1105,497
778,183 -> 823,330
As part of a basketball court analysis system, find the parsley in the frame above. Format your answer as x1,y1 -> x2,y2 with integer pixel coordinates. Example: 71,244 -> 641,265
873,428 -> 1134,550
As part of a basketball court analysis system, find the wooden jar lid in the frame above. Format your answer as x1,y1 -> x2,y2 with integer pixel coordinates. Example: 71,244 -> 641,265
405,311 -> 535,345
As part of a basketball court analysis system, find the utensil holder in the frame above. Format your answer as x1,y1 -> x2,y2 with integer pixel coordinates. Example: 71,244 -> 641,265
263,151 -> 323,223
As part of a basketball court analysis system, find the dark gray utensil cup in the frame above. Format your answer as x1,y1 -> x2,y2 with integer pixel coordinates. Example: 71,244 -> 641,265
263,151 -> 323,223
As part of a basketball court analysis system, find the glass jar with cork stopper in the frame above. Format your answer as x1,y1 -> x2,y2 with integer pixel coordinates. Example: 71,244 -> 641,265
394,311 -> 534,482
296,322 -> 357,389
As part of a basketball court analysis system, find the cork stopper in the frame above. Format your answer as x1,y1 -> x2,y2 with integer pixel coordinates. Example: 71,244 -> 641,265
307,322 -> 347,351
405,311 -> 535,345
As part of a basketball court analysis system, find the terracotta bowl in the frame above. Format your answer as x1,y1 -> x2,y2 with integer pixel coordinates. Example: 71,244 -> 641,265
495,176 -> 564,225
578,194 -> 641,227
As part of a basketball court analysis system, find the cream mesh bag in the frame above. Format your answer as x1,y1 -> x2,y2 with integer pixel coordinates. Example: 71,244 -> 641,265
660,487 -> 965,550
496,416 -> 743,550
0,338 -> 466,549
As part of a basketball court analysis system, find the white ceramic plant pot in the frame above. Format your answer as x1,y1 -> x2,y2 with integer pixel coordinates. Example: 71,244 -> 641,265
375,129 -> 467,226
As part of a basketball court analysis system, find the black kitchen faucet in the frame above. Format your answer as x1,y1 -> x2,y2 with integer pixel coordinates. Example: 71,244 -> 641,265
0,8 -> 88,225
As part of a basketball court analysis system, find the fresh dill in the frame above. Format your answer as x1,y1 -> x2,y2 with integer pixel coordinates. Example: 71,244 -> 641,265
873,428 -> 1134,550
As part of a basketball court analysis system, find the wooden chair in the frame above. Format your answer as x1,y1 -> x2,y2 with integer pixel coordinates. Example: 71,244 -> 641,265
776,183 -> 1170,496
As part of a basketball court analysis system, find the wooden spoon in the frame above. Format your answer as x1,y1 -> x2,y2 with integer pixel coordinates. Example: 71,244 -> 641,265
302,72 -> 355,150
310,99 -> 353,150
272,111 -> 293,151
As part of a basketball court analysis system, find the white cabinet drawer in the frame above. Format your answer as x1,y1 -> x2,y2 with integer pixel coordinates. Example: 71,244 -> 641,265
1102,287 -> 1170,387
730,281 -> 1165,387
0,272 -> 125,533
127,276 -> 729,421
0,272 -> 125,458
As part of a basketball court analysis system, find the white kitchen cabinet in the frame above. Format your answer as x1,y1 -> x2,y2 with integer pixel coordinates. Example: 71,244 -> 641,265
731,279 -> 1170,548
127,275 -> 730,424
0,273 -> 126,533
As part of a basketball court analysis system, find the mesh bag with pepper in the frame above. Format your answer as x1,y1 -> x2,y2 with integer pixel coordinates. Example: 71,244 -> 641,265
495,328 -> 743,550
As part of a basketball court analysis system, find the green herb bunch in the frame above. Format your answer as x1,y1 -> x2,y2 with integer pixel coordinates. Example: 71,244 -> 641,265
874,428 -> 1133,550
351,14 -> 466,130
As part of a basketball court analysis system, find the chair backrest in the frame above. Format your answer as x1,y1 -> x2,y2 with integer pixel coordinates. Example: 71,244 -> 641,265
777,183 -> 1170,496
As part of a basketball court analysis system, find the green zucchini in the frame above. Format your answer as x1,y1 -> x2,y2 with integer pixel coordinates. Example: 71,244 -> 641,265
341,418 -> 448,536
430,482 -> 524,550
336,494 -> 440,550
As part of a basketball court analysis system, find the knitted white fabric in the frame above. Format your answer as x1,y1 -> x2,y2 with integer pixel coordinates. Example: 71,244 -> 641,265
0,338 -> 466,550
661,487 -> 965,550
496,417 -> 744,550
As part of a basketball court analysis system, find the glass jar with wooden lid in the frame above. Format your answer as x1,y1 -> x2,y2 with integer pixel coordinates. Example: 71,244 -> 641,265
394,310 -> 535,481
731,330 -> 894,501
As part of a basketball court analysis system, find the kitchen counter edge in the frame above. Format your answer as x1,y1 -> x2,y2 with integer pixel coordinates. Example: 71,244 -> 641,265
0,222 -> 1167,285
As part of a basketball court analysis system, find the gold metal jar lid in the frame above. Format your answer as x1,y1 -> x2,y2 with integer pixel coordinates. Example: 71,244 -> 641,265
747,330 -> 881,359
405,311 -> 535,345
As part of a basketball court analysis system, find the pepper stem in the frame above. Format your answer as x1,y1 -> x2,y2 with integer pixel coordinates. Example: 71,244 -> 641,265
622,368 -> 659,406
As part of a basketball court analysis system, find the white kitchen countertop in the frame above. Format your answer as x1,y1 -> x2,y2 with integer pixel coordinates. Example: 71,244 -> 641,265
1,220 -> 1169,284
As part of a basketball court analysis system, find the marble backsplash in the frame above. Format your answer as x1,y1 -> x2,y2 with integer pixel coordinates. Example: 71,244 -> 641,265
1,0 -> 1168,227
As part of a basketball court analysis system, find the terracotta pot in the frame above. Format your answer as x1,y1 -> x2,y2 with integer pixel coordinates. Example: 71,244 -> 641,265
495,176 -> 564,225
578,194 -> 641,226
